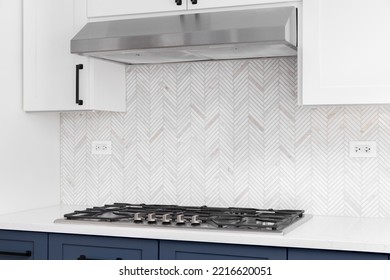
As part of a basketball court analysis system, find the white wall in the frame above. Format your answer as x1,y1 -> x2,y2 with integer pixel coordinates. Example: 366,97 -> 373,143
0,0 -> 60,214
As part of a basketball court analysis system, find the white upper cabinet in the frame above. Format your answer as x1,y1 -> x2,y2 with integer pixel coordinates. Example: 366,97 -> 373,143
300,0 -> 390,105
23,0 -> 126,112
87,0 -> 186,18
188,0 -> 297,10
87,0 -> 297,18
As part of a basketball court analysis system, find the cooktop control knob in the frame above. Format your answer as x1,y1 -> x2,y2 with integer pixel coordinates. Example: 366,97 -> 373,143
147,213 -> 157,223
162,213 -> 172,224
176,214 -> 186,225
191,215 -> 201,226
133,212 -> 143,223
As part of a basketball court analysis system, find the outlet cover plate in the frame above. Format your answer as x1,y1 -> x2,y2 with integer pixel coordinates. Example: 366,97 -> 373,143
349,141 -> 377,158
92,141 -> 112,155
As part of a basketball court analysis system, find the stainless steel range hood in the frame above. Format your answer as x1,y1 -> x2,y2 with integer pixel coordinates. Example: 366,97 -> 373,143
71,7 -> 297,65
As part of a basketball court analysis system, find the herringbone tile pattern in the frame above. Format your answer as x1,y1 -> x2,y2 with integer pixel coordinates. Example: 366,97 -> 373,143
61,57 -> 390,218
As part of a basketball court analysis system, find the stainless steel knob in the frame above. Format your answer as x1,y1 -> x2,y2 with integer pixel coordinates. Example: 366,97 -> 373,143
133,212 -> 143,223
162,213 -> 172,224
147,213 -> 157,223
176,214 -> 186,225
191,215 -> 201,225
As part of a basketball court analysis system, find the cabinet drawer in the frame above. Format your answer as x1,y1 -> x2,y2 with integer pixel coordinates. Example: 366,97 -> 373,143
160,240 -> 287,260
49,233 -> 158,260
288,248 -> 389,260
0,230 -> 48,260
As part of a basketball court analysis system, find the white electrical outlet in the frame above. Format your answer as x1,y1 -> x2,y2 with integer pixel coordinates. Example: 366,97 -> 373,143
349,141 -> 377,158
92,141 -> 112,155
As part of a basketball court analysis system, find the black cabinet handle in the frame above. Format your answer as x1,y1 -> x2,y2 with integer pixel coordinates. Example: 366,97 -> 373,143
76,64 -> 84,106
77,255 -> 122,260
77,255 -> 95,260
175,0 -> 182,5
0,250 -> 32,257
191,0 -> 198,4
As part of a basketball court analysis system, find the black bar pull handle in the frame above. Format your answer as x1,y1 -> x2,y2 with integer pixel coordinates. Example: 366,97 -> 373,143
175,0 -> 182,5
77,255 -> 122,260
191,0 -> 198,4
77,255 -> 95,260
0,250 -> 32,257
76,64 -> 84,106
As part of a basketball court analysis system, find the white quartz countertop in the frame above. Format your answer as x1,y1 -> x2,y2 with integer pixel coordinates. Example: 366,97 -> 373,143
0,205 -> 390,254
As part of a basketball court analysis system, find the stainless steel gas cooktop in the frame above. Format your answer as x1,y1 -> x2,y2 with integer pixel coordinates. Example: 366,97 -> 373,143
55,203 -> 311,235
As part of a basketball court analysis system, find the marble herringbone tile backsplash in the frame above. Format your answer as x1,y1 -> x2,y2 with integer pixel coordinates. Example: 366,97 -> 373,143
61,57 -> 390,218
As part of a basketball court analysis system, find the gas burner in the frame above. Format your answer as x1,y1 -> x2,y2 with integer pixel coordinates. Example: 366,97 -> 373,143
61,203 -> 309,233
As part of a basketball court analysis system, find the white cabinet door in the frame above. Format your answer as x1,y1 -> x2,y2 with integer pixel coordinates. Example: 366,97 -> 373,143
301,0 -> 390,105
87,0 -> 186,18
23,0 -> 79,111
23,0 -> 126,112
188,0 -> 297,10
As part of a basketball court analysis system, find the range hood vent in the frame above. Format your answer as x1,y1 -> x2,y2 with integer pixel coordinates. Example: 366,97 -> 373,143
71,7 -> 297,65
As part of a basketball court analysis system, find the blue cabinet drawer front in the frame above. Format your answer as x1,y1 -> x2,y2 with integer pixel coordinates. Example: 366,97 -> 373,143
49,234 -> 158,260
288,248 -> 389,260
160,240 -> 287,260
0,230 -> 48,260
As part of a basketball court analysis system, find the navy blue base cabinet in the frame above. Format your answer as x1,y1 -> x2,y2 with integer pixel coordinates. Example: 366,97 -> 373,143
159,240 -> 287,260
0,230 -> 48,260
288,248 -> 389,260
1,229 -> 390,260
48,233 -> 158,260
